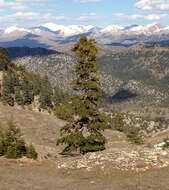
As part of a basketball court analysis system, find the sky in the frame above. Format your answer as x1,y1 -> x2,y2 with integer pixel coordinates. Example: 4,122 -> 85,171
1,0 -> 169,28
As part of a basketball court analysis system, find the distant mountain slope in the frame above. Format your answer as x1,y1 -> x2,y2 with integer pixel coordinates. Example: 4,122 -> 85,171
7,46 -> 61,59
12,45 -> 169,109
99,44 -> 169,89
1,23 -> 169,50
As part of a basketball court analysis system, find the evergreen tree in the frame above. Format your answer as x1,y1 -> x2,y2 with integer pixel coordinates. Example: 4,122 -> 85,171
39,76 -> 53,109
57,36 -> 107,154
21,76 -> 34,105
0,47 -> 11,71
15,87 -> 24,106
2,73 -> 14,106
11,71 -> 20,87
2,119 -> 27,159
0,119 -> 38,159
32,74 -> 42,96
26,143 -> 38,160
53,86 -> 69,106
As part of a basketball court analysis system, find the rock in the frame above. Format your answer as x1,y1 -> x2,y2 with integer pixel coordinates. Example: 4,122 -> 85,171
136,160 -> 146,168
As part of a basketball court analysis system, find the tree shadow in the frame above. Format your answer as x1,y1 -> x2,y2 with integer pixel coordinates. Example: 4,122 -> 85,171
7,46 -> 62,59
103,89 -> 138,103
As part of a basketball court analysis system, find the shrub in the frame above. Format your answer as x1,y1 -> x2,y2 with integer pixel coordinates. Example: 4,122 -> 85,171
126,126 -> 143,145
163,137 -> 169,149
55,104 -> 73,121
113,113 -> 143,145
0,119 -> 38,159
113,113 -> 125,132
26,144 -> 38,160
2,119 -> 27,158
0,129 -> 5,156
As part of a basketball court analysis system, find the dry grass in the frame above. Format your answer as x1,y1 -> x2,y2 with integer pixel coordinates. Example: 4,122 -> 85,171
0,103 -> 169,190
0,159 -> 169,190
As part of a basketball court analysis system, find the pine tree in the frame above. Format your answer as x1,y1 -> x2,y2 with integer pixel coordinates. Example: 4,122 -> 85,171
3,119 -> 27,159
15,87 -> 24,106
53,87 -> 67,106
26,143 -> 38,160
32,74 -> 42,96
2,73 -> 14,106
0,47 -> 11,71
21,76 -> 34,105
57,36 -> 107,154
39,76 -> 53,109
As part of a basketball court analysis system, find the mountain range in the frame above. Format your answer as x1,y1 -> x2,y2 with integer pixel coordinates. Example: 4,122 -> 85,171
1,23 -> 169,50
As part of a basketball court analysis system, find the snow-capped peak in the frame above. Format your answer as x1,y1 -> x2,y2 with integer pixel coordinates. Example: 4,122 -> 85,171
129,25 -> 146,32
41,23 -> 94,37
101,25 -> 124,33
146,23 -> 164,32
146,22 -> 163,29
129,23 -> 164,34
42,23 -> 64,32
4,26 -> 30,34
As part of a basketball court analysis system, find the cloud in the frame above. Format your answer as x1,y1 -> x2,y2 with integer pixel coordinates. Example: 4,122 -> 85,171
16,0 -> 52,2
0,0 -> 28,10
0,0 -> 52,10
0,11 -> 69,28
114,13 -> 169,21
77,13 -> 99,22
74,0 -> 100,3
135,0 -> 169,11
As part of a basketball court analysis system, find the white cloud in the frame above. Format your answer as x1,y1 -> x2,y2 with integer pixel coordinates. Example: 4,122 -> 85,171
114,13 -> 169,21
114,13 -> 142,20
74,0 -> 100,3
159,3 -> 169,10
144,14 -> 161,20
135,0 -> 169,11
0,0 -> 28,10
77,13 -> 99,22
0,0 -> 51,10
16,0 -> 52,2
134,0 -> 153,11
0,11 -> 69,28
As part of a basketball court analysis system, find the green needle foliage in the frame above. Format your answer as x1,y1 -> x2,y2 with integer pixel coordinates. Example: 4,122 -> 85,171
0,47 -> 11,71
0,119 -> 38,159
26,143 -> 38,160
57,36 -> 108,154
0,119 -> 27,159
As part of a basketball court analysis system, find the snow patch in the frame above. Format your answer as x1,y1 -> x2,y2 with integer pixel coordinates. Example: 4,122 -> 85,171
101,25 -> 124,33
42,23 -> 94,37
4,26 -> 30,34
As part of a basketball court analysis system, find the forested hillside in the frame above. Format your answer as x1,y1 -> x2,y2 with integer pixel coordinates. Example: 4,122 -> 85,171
99,44 -> 169,91
13,44 -> 169,112
0,47 -> 70,113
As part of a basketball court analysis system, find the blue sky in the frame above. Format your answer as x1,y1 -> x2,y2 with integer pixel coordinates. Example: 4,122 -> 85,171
1,0 -> 169,28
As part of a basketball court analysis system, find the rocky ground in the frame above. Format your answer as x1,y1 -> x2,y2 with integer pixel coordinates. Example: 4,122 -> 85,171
0,158 -> 169,190
0,103 -> 169,189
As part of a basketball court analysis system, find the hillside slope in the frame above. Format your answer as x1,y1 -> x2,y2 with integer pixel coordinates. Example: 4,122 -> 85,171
0,46 -> 70,114
0,102 -> 169,190
13,45 -> 169,112
0,46 -> 169,190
